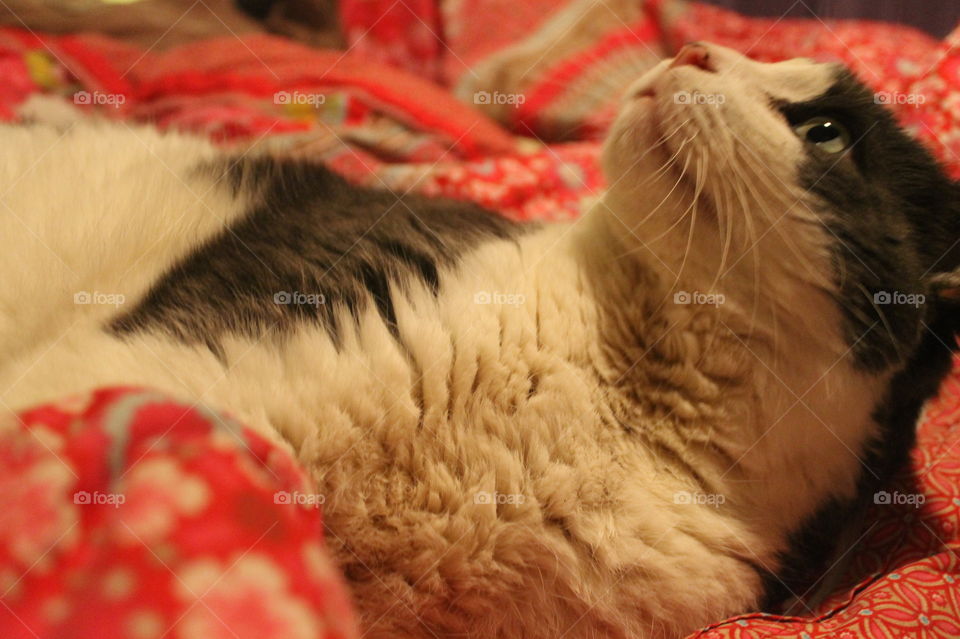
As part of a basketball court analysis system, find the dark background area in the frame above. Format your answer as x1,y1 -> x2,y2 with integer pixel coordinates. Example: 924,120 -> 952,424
704,0 -> 958,38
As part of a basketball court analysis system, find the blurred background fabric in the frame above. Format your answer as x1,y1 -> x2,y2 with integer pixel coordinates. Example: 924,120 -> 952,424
0,0 -> 343,49
704,0 -> 957,37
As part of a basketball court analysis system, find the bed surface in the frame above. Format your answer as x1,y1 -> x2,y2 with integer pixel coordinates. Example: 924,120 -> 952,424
1,2 -> 960,637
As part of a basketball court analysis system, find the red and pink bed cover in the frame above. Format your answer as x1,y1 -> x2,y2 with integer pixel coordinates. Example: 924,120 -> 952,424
2,1 -> 960,637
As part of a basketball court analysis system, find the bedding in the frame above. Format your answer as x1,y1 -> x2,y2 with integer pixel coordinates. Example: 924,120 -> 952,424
0,388 -> 358,639
1,1 -> 960,637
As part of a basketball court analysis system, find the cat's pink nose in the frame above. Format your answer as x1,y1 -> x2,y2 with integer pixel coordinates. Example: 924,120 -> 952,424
669,43 -> 714,72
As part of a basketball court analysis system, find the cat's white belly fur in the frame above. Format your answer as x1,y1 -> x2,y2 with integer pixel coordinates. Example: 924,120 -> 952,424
0,233 -> 761,638
0,119 -> 885,638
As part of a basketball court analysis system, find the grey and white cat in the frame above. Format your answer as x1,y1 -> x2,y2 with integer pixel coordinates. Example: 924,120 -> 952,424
2,42 -> 959,638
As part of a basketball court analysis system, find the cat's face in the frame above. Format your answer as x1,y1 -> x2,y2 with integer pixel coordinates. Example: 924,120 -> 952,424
601,42 -> 960,370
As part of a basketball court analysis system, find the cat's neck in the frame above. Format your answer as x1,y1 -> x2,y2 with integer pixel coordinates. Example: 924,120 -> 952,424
548,208 -> 886,536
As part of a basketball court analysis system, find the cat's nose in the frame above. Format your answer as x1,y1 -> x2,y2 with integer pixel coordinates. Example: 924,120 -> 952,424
669,43 -> 715,72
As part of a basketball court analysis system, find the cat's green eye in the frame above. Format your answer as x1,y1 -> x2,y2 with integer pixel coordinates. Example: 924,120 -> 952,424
793,117 -> 851,154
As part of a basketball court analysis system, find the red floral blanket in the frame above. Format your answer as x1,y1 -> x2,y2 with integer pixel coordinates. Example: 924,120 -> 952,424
0,388 -> 357,639
1,2 -> 960,637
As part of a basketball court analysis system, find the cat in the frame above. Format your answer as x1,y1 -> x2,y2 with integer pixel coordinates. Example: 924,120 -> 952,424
2,42 -> 960,638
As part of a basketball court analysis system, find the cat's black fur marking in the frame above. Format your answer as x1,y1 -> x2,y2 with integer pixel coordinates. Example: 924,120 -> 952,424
763,70 -> 960,609
760,300 -> 960,610
111,159 -> 525,350
778,69 -> 960,371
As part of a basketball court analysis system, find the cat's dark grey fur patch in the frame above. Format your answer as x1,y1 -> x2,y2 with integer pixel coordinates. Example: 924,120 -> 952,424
778,69 -> 960,372
761,301 -> 960,611
111,158 -> 525,350
763,70 -> 960,610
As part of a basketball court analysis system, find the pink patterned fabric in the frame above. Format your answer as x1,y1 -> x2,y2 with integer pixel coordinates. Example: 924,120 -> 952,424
900,31 -> 960,180
0,388 -> 358,639
1,3 -> 960,637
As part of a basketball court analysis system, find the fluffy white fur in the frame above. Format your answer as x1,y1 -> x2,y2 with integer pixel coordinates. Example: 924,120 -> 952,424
1,46 -> 888,638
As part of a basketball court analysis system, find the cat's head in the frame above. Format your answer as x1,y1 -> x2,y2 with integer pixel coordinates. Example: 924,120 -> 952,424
600,41 -> 960,371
